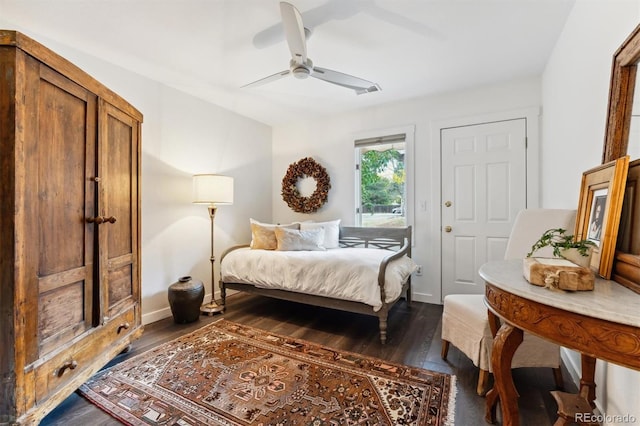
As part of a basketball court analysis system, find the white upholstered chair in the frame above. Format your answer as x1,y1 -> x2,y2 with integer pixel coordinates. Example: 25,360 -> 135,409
440,208 -> 577,395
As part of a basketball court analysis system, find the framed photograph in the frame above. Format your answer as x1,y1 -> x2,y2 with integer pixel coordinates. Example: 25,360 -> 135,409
586,189 -> 607,245
575,156 -> 629,278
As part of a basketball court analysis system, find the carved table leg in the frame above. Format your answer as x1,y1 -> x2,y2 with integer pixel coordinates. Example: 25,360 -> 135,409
485,322 -> 524,426
579,354 -> 597,407
485,309 -> 502,423
485,388 -> 499,424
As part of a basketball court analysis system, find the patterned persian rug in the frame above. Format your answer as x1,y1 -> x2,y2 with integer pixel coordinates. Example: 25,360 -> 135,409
79,319 -> 456,425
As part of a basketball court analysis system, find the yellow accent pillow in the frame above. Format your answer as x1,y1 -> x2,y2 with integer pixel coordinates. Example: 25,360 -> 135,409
249,219 -> 299,250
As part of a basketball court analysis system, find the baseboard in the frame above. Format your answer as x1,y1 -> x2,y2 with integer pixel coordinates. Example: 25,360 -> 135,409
142,306 -> 172,325
412,291 -> 441,304
142,291 -> 240,325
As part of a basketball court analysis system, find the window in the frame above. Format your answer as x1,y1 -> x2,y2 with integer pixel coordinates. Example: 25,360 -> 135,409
355,127 -> 414,228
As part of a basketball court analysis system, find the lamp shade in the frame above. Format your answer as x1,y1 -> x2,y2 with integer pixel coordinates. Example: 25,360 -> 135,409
192,174 -> 234,205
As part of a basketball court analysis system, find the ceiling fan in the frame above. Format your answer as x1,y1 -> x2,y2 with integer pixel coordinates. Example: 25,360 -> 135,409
243,2 -> 381,95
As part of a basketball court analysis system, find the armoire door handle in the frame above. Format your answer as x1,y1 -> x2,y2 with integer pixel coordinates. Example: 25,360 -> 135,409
87,216 -> 104,224
87,216 -> 117,224
117,322 -> 131,334
53,360 -> 78,378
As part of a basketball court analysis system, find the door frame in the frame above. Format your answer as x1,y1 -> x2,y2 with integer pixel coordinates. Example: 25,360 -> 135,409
429,107 -> 540,303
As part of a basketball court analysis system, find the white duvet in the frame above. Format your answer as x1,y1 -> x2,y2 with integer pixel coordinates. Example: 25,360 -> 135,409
221,247 -> 417,311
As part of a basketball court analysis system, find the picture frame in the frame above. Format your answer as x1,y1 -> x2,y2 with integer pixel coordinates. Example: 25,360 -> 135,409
574,156 -> 629,279
612,158 -> 640,294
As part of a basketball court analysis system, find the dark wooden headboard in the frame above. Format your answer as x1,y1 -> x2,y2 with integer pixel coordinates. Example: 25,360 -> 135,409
339,226 -> 412,256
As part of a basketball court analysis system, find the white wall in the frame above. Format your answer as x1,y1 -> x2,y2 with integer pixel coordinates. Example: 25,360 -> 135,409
542,0 -> 640,423
272,77 -> 542,304
0,24 -> 273,325
542,0 -> 640,208
140,87 -> 272,323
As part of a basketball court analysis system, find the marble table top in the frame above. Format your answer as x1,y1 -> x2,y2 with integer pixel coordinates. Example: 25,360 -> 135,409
479,259 -> 640,328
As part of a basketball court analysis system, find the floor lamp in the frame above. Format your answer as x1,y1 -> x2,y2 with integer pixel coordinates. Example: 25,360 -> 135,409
193,174 -> 234,315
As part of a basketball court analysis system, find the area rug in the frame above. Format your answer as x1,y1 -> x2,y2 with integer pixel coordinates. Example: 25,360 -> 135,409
79,319 -> 455,425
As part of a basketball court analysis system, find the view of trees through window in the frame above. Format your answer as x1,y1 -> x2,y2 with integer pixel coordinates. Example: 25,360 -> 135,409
357,142 -> 406,227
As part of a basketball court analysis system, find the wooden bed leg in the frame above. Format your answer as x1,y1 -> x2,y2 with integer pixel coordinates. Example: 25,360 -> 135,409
406,280 -> 412,307
378,310 -> 388,344
220,281 -> 226,305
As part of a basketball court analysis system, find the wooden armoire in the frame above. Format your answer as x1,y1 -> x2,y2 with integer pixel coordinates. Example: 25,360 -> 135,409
0,30 -> 143,424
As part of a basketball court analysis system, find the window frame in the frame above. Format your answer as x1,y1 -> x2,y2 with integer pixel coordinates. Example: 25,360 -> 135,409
354,125 -> 415,229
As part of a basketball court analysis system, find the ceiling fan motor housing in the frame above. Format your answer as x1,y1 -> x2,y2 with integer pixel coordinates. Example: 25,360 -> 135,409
290,58 -> 313,79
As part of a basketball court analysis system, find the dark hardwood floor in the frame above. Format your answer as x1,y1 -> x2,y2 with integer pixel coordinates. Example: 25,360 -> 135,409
41,293 -> 574,425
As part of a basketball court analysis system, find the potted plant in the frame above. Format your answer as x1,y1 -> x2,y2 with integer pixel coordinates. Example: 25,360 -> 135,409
526,228 -> 596,268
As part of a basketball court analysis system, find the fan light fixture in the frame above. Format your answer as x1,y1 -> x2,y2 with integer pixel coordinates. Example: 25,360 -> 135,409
242,2 -> 381,94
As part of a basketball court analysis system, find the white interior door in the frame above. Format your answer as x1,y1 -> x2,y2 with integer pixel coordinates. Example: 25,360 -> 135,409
441,119 -> 527,297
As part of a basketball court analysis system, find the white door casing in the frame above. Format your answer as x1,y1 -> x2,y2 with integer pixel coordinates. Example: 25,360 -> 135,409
441,119 -> 527,297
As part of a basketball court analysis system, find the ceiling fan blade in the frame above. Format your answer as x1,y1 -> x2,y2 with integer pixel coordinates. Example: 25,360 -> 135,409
242,70 -> 290,88
252,24 -> 284,49
311,66 -> 381,94
280,2 -> 307,64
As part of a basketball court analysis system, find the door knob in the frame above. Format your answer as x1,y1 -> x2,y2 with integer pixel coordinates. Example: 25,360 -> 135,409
444,225 -> 452,232
444,201 -> 452,207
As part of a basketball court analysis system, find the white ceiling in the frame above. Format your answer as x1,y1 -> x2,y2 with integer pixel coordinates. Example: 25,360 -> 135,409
1,0 -> 575,126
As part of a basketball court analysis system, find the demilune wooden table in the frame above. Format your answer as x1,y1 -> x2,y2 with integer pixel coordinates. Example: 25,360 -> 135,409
479,259 -> 640,426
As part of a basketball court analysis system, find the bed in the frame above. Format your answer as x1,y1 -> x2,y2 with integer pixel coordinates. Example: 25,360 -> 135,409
219,225 -> 416,344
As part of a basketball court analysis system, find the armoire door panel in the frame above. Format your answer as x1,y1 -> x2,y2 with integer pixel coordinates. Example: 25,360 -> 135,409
26,63 -> 98,358
37,266 -> 93,355
105,116 -> 133,257
108,264 -> 134,308
37,79 -> 90,276
38,281 -> 87,354
99,100 -> 139,314
107,255 -> 134,308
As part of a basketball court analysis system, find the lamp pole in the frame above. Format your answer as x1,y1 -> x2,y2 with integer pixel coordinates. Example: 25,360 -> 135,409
201,204 -> 224,315
192,173 -> 233,315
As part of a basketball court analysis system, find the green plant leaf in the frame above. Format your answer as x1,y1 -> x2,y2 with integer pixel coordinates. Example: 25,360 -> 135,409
526,228 -> 595,258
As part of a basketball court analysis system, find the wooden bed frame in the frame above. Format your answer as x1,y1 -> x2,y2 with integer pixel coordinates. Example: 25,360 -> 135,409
219,226 -> 413,344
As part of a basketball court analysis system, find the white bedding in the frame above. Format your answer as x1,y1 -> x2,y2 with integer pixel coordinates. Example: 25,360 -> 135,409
221,247 -> 417,311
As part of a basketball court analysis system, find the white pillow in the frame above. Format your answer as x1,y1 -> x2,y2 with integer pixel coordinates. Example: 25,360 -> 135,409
275,227 -> 326,251
300,219 -> 341,249
249,218 -> 300,250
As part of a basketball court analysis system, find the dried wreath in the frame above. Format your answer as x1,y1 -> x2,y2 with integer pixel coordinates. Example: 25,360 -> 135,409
281,157 -> 331,213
